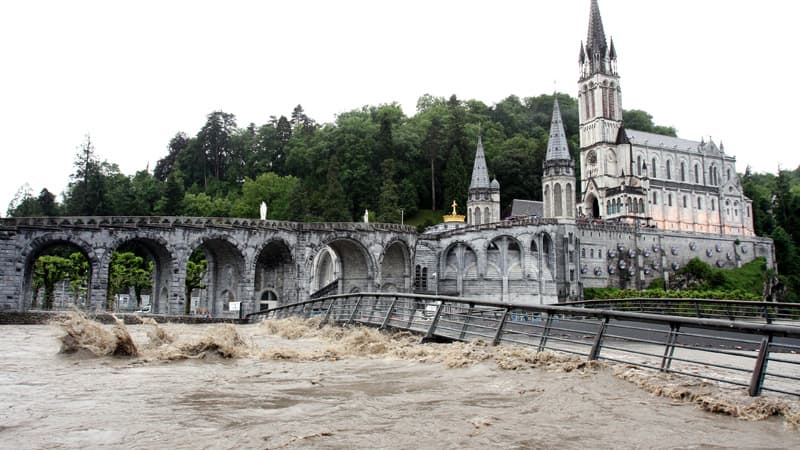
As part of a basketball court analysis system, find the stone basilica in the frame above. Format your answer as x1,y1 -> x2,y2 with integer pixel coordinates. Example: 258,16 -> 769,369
413,0 -> 773,304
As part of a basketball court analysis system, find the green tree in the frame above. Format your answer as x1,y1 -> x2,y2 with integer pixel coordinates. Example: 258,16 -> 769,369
231,172 -> 300,220
155,170 -> 185,215
442,145 -> 467,211
64,135 -> 107,216
32,255 -> 73,309
378,160 -> 401,223
108,251 -> 153,310
185,249 -> 207,314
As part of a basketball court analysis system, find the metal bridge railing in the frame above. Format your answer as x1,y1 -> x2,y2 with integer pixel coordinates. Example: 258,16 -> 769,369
563,298 -> 800,325
246,293 -> 800,397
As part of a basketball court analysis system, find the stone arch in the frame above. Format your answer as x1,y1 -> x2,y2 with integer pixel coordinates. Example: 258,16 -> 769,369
312,237 -> 375,295
20,233 -> 99,311
379,239 -> 411,293
187,234 -> 246,317
585,191 -> 600,218
541,232 -> 554,273
486,235 -> 524,278
440,241 -> 478,296
254,238 -> 295,306
107,235 -> 173,314
475,207 -> 482,225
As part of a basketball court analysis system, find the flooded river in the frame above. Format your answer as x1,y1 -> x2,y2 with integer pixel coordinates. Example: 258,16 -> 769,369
0,314 -> 797,449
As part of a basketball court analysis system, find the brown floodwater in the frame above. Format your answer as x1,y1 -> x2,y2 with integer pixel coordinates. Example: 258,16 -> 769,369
0,315 -> 797,449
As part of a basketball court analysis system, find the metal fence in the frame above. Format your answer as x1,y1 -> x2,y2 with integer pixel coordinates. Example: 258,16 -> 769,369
247,293 -> 800,398
564,298 -> 800,325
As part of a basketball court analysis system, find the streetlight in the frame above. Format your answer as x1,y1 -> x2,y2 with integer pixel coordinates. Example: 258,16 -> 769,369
431,272 -> 438,296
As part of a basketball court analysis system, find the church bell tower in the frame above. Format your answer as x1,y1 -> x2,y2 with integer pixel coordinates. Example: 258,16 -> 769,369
578,0 -> 624,218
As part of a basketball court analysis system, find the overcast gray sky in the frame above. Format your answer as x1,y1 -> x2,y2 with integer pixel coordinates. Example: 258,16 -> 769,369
1,0 -> 797,215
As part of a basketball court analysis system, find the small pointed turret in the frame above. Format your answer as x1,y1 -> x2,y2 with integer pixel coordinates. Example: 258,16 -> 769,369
546,98 -> 571,162
469,135 -> 490,190
579,41 -> 586,64
608,37 -> 616,59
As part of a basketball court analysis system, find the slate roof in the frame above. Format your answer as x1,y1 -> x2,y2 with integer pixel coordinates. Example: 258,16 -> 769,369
510,199 -> 543,218
545,98 -> 571,161
469,135 -> 491,190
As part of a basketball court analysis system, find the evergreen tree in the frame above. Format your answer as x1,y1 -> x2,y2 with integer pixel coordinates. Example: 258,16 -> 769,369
322,154 -> 351,222
442,145 -> 467,211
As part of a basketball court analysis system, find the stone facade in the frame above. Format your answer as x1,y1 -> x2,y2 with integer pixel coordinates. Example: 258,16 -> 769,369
0,217 -> 416,317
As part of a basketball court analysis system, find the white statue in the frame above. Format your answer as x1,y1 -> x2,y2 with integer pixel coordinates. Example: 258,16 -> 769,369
364,209 -> 369,223
259,202 -> 267,220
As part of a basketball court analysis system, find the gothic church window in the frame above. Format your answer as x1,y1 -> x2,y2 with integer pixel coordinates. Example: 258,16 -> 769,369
668,194 -> 673,207
651,158 -> 657,178
639,198 -> 644,213
683,196 -> 687,208
697,197 -> 702,209
666,160 -> 672,179
485,207 -> 490,223
554,184 -> 563,216
566,184 -> 573,216
680,162 -> 686,182
652,191 -> 658,205
694,164 -> 700,183
712,199 -> 716,211
637,156 -> 642,176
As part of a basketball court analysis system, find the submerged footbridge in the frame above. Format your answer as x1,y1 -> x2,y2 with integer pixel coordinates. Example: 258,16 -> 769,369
0,216 -> 417,317
249,293 -> 800,398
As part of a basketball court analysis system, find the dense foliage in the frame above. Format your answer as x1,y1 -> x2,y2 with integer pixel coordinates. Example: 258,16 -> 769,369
584,258 -> 768,301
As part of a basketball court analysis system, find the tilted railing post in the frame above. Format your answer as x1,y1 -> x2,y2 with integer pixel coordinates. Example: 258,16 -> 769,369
538,314 -> 554,352
422,301 -> 446,342
379,296 -> 398,330
458,303 -> 475,340
748,335 -> 773,397
588,316 -> 610,360
660,323 -> 680,371
319,297 -> 336,329
492,308 -> 510,346
346,295 -> 364,325
694,300 -> 702,318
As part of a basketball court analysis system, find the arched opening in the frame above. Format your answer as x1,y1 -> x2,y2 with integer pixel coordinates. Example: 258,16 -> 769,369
108,238 -> 170,313
544,185 -> 551,218
259,290 -> 278,311
255,240 -> 295,307
484,206 -> 490,224
475,208 -> 482,225
542,233 -> 553,271
486,236 -> 522,278
188,237 -> 244,317
23,240 -> 92,311
313,239 -> 373,295
442,242 -> 478,296
566,184 -> 573,217
380,240 -> 410,292
554,184 -> 563,217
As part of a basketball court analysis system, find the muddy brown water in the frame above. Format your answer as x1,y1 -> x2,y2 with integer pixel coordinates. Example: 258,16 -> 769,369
0,315 -> 797,449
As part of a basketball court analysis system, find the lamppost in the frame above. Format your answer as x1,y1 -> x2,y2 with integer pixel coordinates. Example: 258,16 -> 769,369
431,272 -> 438,296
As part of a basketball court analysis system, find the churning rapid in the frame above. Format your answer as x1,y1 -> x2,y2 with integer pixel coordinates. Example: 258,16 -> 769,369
0,314 -> 797,449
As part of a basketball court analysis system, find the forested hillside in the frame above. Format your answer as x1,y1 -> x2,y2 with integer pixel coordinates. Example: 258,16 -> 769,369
6,92 -> 798,298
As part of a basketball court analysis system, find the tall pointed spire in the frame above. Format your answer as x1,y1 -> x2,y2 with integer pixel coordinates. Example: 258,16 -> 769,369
469,135 -> 490,189
546,98 -> 571,161
586,0 -> 607,60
